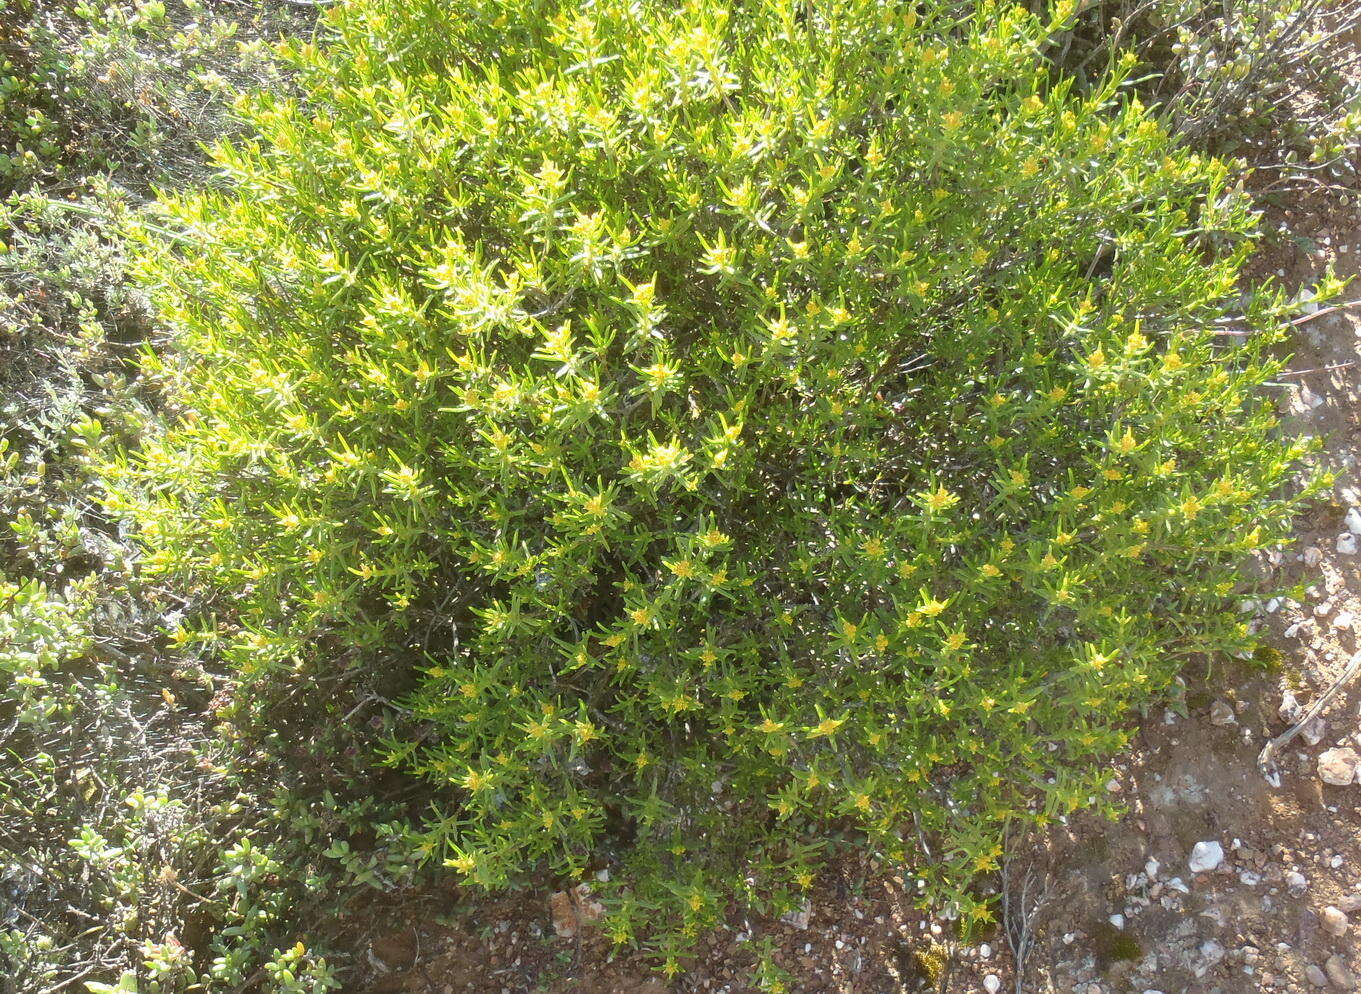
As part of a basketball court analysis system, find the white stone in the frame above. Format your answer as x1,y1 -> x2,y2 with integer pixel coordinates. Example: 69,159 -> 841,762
1194,939 -> 1225,977
1109,913 -> 1125,929
1306,546 -> 1324,566
1189,840 -> 1224,873
1326,954 -> 1356,990
1319,747 -> 1361,786
1346,508 -> 1361,534
983,976 -> 1001,994
1338,533 -> 1358,555
1145,858 -> 1160,879
1337,612 -> 1355,631
1322,906 -> 1350,936
780,900 -> 812,929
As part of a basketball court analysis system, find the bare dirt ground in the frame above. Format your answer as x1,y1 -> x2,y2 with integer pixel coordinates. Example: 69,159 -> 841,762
352,192 -> 1361,994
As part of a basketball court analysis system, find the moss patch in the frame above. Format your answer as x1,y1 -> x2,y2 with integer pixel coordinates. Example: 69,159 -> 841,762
1092,921 -> 1143,971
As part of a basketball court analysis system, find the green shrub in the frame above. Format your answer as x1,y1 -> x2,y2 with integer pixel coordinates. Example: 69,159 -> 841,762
0,8 -> 354,990
0,0 -> 296,193
107,0 -> 1320,964
1049,0 -> 1361,157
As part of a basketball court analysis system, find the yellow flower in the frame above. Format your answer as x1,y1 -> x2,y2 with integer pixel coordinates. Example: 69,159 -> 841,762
1180,495 -> 1203,519
862,536 -> 886,559
701,527 -> 730,548
919,596 -> 947,617
1086,347 -> 1107,370
758,717 -> 784,734
808,715 -> 846,738
980,562 -> 1001,578
666,558 -> 694,579
923,486 -> 959,513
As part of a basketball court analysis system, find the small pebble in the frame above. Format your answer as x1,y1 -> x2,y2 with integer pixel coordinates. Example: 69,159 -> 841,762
983,976 -> 1001,994
1311,964 -> 1332,988
1339,533 -> 1358,555
1346,507 -> 1361,534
